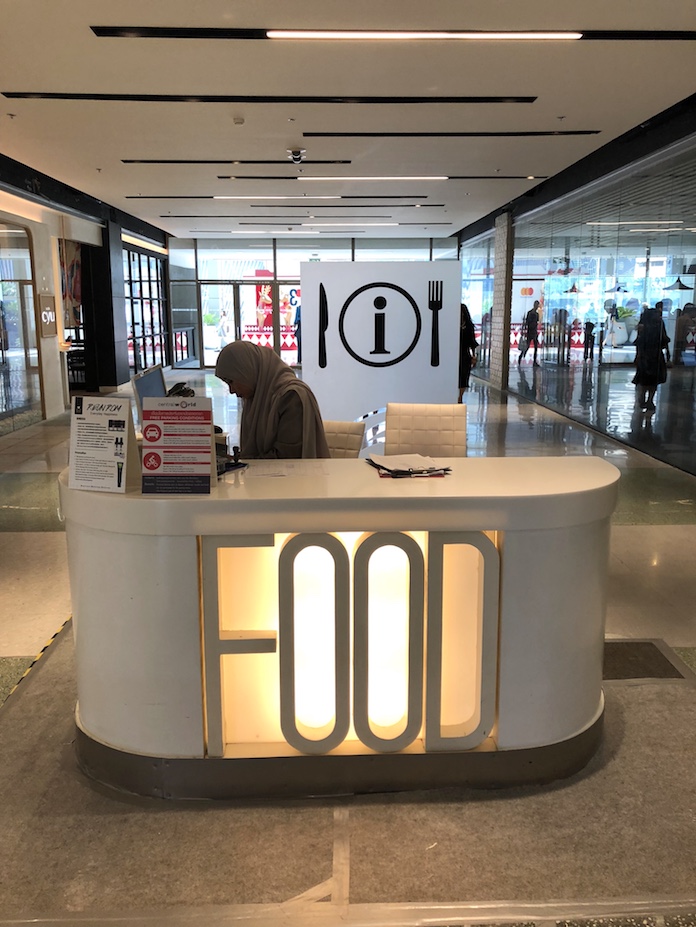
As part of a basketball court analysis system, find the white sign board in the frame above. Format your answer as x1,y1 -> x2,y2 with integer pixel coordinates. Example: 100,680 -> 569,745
68,396 -> 139,493
301,262 -> 462,421
141,397 -> 214,494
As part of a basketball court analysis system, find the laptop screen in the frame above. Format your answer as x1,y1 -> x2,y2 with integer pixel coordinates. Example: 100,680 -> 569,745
131,364 -> 167,424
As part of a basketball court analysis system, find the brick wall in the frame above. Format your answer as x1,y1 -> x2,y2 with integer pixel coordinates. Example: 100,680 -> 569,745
488,213 -> 514,390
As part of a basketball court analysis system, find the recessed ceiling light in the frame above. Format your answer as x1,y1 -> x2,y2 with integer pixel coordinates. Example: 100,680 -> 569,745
586,220 -> 684,225
297,175 -> 448,182
121,233 -> 168,254
628,228 -> 683,233
266,30 -> 583,41
214,195 -> 340,200
301,222 -> 399,227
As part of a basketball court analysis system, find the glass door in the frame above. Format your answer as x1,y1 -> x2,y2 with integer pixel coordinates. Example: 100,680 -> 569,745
278,282 -> 301,367
201,281 -> 299,368
201,283 -> 237,367
19,282 -> 38,369
239,281 -> 274,350
0,223 -> 41,433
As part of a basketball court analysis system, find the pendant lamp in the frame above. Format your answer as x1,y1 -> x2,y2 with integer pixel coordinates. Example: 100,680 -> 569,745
663,276 -> 692,291
605,283 -> 627,293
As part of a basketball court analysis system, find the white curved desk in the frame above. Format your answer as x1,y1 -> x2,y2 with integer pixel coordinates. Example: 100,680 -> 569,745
58,456 -> 619,799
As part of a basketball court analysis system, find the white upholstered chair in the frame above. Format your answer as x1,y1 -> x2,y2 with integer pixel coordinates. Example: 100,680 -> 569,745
323,420 -> 366,458
384,402 -> 467,457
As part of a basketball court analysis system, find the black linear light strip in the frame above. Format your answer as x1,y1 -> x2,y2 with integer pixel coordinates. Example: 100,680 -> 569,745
93,26 -> 269,39
126,194 -> 430,200
216,173 -> 545,181
238,223 -> 396,228
159,207 -> 444,215
249,203 -> 446,208
123,159 -> 351,165
159,210 -> 444,216
236,221 -> 453,227
173,215 -> 397,220
449,175 -> 549,180
1,92 -> 535,104
90,26 -> 696,41
303,130 -> 600,138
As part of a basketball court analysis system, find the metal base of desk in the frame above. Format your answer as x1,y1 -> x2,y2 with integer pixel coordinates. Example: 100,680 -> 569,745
75,711 -> 603,801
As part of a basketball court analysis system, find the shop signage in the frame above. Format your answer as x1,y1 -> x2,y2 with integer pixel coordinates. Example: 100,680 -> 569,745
141,397 -> 214,494
39,294 -> 57,337
203,529 -> 499,758
301,261 -> 462,420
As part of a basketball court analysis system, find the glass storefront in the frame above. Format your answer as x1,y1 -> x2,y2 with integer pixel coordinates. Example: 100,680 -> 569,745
171,237 -> 456,369
169,239 -> 198,366
490,132 -> 696,475
459,232 -> 495,376
123,247 -> 168,374
510,138 -> 696,373
0,223 -> 40,435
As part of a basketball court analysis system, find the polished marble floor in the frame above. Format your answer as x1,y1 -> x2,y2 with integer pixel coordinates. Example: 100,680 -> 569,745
1,368 -> 695,660
507,352 -> 696,477
0,369 -> 695,925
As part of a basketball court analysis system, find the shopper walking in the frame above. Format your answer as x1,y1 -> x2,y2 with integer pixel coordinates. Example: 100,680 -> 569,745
632,301 -> 670,412
519,300 -> 540,365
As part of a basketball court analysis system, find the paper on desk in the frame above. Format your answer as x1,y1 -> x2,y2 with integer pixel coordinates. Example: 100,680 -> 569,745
368,453 -> 439,472
243,460 -> 329,477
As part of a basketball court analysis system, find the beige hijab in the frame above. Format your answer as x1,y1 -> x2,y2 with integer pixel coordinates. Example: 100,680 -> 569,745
216,341 -> 330,458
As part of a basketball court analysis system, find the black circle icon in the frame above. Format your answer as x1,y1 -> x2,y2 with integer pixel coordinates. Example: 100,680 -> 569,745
338,282 -> 421,367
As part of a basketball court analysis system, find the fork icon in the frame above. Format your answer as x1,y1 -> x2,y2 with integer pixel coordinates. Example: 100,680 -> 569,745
428,280 -> 443,366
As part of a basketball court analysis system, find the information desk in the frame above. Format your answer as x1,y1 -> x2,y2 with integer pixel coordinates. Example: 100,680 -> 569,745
58,456 -> 620,800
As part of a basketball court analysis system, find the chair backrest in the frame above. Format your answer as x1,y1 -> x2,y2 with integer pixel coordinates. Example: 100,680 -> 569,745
384,402 -> 467,457
323,420 -> 366,458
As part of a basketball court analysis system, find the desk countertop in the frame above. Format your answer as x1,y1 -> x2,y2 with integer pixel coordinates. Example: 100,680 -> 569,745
58,456 -> 619,537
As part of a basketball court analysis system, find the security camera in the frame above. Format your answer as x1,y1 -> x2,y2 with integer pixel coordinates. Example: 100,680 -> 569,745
287,148 -> 306,164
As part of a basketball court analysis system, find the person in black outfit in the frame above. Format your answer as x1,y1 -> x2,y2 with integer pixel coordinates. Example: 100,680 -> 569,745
583,320 -> 595,361
632,301 -> 670,412
457,303 -> 478,402
519,300 -> 540,365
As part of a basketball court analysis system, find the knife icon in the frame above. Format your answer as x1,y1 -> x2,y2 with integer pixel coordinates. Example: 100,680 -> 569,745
319,283 -> 328,368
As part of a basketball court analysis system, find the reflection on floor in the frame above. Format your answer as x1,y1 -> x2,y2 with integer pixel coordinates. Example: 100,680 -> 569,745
507,351 -> 696,476
0,370 -> 695,924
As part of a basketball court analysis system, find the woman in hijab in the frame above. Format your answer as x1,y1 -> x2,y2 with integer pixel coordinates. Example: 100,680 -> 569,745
215,341 -> 330,459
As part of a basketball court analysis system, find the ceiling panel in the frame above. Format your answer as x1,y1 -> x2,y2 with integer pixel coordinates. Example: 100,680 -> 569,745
1,0 -> 695,238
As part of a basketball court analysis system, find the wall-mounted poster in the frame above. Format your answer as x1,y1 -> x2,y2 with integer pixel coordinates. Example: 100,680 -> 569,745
301,262 -> 462,421
59,239 -> 82,329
